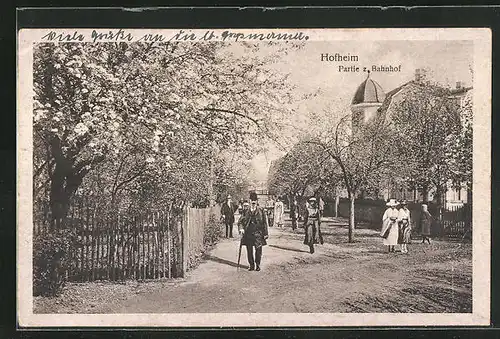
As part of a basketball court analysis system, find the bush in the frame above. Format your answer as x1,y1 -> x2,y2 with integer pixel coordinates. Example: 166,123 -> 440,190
203,214 -> 224,246
33,229 -> 77,296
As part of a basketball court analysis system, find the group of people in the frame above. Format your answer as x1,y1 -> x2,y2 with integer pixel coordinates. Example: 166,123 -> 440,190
221,192 -> 435,271
264,196 -> 285,228
380,198 -> 434,254
220,192 -> 327,271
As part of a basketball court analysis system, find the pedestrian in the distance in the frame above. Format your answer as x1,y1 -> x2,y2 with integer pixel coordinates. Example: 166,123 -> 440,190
266,195 -> 275,227
420,204 -> 433,244
238,192 -> 269,271
318,196 -> 325,219
398,200 -> 411,254
240,200 -> 250,217
381,199 -> 400,253
221,194 -> 237,238
290,196 -> 299,230
273,197 -> 285,228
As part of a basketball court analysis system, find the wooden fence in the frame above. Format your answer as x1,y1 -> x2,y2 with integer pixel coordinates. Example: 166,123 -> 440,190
442,204 -> 472,239
34,198 -> 221,282
183,205 -> 221,270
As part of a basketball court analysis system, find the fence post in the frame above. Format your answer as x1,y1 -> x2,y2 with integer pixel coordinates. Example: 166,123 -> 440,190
181,205 -> 189,277
166,209 -> 171,279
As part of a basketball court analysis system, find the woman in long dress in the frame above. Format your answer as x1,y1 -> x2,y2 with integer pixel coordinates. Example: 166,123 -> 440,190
420,204 -> 433,244
397,200 -> 411,254
303,197 -> 323,254
273,198 -> 285,228
380,199 -> 400,253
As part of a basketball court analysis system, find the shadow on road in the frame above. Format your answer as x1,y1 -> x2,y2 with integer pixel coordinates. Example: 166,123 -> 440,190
321,231 -> 382,238
362,249 -> 390,255
269,244 -> 310,253
203,254 -> 249,269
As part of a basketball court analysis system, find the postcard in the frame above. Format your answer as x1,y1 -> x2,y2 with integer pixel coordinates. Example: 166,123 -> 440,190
17,27 -> 491,327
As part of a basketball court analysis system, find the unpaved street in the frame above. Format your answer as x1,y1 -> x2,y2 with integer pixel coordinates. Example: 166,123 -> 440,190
35,217 -> 471,314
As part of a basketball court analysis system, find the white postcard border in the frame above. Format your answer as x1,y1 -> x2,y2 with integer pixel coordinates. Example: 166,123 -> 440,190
17,27 -> 491,327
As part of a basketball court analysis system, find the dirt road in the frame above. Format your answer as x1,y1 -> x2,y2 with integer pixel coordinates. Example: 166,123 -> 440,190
35,217 -> 472,314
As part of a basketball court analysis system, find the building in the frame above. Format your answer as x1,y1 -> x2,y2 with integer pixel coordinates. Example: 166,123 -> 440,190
350,68 -> 472,208
351,71 -> 386,132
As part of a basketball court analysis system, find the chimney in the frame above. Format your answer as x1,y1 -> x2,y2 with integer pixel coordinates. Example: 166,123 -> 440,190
456,81 -> 463,89
415,68 -> 427,82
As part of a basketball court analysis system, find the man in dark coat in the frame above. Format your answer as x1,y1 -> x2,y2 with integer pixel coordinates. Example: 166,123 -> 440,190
238,192 -> 269,271
221,194 -> 237,238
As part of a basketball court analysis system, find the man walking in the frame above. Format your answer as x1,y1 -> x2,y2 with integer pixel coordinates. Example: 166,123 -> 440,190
238,192 -> 269,271
221,194 -> 236,238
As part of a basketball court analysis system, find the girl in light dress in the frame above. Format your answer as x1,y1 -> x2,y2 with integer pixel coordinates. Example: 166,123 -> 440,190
398,200 -> 411,254
273,198 -> 285,228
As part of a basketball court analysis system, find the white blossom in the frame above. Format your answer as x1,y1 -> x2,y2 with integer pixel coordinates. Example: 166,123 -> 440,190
74,122 -> 89,136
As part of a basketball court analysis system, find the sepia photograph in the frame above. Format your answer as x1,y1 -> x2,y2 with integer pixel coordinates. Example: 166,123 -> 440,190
17,28 -> 491,327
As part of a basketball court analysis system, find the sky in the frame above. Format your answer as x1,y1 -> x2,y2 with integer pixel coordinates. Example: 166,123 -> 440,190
228,40 -> 474,186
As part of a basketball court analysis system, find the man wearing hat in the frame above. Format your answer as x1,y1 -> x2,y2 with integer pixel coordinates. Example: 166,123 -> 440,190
381,198 -> 400,253
238,192 -> 269,271
221,194 -> 237,238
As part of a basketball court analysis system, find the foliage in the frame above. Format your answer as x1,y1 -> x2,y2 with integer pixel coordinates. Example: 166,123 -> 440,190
203,214 -> 224,246
447,91 -> 473,189
33,229 -> 77,296
315,114 -> 398,198
33,41 -> 297,227
389,82 -> 463,203
267,140 -> 332,199
303,111 -> 398,242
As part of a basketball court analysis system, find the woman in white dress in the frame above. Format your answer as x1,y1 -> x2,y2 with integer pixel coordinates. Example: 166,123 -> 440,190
380,199 -> 400,253
273,198 -> 285,228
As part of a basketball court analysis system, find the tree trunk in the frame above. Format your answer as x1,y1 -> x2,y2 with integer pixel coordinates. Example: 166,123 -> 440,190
49,165 -> 70,231
467,182 -> 473,205
435,184 -> 444,219
334,195 -> 339,218
48,148 -> 91,230
348,194 -> 355,243
422,183 -> 429,203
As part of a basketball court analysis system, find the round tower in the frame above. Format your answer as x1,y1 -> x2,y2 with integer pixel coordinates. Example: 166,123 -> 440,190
351,72 -> 386,130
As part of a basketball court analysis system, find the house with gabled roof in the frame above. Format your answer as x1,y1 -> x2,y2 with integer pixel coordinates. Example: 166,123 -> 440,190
350,68 -> 472,208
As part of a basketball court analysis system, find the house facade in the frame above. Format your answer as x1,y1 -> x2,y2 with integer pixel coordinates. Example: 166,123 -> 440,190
350,69 -> 471,209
